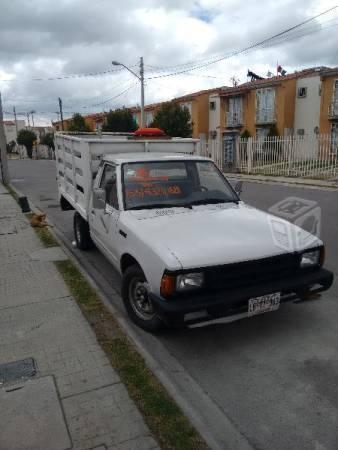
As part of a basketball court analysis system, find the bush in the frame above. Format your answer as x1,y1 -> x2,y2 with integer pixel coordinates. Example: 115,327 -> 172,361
150,102 -> 193,137
17,129 -> 37,158
240,129 -> 251,140
102,108 -> 138,132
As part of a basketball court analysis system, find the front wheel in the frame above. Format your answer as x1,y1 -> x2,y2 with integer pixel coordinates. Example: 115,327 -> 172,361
122,265 -> 164,332
73,212 -> 93,250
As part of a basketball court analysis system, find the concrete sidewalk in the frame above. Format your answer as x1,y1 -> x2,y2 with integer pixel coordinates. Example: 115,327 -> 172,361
0,184 -> 158,450
224,172 -> 338,189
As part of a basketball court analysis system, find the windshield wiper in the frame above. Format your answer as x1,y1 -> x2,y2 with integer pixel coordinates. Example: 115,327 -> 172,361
185,198 -> 239,206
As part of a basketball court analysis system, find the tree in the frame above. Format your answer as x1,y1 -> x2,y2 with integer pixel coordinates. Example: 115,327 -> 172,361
150,102 -> 193,137
41,132 -> 55,150
102,108 -> 138,132
67,113 -> 91,132
17,129 -> 37,159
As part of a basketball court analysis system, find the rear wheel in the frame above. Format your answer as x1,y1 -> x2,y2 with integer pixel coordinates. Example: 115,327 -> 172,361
122,265 -> 164,332
73,212 -> 93,250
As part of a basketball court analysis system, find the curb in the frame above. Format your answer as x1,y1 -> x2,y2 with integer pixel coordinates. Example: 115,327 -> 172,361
224,174 -> 338,190
8,182 -> 254,450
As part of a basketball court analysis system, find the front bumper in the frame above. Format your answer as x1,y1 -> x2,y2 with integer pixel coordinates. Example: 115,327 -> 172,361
149,268 -> 334,325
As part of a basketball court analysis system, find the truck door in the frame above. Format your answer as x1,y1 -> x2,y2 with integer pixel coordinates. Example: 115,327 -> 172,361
90,163 -> 120,266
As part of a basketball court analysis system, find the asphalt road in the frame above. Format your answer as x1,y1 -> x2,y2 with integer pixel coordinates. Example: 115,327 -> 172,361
9,159 -> 338,450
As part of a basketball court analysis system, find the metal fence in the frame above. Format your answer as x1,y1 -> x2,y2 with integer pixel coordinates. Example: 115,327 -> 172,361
202,134 -> 338,180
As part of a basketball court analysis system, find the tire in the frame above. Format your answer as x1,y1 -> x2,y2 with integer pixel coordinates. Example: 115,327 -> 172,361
122,265 -> 164,332
73,212 -> 93,250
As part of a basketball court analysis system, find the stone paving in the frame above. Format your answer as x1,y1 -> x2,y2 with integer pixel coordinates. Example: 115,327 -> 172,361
0,185 -> 158,450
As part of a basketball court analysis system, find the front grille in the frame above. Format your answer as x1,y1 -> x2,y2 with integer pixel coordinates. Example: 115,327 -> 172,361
205,253 -> 302,291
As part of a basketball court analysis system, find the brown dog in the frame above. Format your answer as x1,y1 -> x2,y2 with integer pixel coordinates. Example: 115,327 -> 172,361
29,212 -> 49,228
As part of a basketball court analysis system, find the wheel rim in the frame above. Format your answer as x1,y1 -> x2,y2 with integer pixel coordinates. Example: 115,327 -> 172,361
75,217 -> 82,243
129,278 -> 155,321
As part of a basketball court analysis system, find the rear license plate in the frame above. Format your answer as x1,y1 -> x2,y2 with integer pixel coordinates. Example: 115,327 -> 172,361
248,292 -> 281,317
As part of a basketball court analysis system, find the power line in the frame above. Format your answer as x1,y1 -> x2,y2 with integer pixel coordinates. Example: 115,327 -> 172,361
146,6 -> 338,80
0,64 -> 138,83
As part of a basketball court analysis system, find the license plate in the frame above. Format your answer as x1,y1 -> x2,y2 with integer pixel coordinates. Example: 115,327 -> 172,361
248,292 -> 281,317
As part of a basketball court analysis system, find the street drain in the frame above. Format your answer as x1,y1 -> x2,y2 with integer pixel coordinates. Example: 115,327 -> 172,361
47,204 -> 60,208
0,358 -> 37,385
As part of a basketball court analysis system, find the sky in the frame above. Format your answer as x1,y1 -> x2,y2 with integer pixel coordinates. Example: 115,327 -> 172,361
0,0 -> 337,126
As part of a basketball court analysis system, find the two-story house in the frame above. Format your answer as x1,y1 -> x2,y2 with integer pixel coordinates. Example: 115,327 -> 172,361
209,68 -> 332,146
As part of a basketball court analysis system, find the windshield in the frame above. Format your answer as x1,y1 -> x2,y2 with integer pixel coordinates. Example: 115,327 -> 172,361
122,160 -> 238,210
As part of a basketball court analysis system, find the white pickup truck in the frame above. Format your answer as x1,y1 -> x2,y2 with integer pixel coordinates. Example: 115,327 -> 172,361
55,130 -> 333,331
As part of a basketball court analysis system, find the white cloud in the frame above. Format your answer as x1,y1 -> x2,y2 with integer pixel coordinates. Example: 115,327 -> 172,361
0,0 -> 337,124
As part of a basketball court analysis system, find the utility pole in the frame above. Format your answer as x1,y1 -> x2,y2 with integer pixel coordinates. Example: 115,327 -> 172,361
140,56 -> 145,128
13,106 -> 19,138
31,111 -> 35,128
58,97 -> 64,131
112,57 -> 145,128
0,92 -> 10,184
26,112 -> 31,128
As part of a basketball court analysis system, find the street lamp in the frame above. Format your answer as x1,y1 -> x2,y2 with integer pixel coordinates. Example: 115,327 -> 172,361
112,57 -> 145,128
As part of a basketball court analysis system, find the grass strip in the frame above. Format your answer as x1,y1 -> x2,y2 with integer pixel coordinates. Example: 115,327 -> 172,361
4,183 -> 19,202
30,226 -> 208,449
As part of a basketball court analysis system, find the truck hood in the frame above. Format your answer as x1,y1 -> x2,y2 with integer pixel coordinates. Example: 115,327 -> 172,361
122,202 -> 322,270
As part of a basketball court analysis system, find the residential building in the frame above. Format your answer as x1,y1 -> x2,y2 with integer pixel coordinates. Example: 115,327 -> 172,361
53,113 -> 105,131
31,126 -> 54,140
319,67 -> 338,146
3,119 -> 26,143
131,87 -> 227,138
209,67 -> 332,143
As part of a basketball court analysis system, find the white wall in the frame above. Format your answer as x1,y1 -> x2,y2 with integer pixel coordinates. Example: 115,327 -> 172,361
208,94 -> 221,139
294,75 -> 321,136
4,120 -> 25,143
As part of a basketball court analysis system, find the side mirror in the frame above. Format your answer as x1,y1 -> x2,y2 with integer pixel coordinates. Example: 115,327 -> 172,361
93,188 -> 105,209
234,181 -> 243,197
104,176 -> 116,204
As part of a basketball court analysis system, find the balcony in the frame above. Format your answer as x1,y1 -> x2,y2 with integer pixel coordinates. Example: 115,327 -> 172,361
256,108 -> 276,125
226,111 -> 243,128
328,102 -> 338,119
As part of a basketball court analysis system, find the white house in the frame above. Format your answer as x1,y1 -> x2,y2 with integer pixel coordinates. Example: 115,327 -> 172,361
3,120 -> 26,143
294,69 -> 322,136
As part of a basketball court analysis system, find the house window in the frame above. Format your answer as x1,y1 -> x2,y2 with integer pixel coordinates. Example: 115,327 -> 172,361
256,88 -> 275,123
210,101 -> 216,111
332,80 -> 338,116
297,87 -> 307,98
145,112 -> 153,126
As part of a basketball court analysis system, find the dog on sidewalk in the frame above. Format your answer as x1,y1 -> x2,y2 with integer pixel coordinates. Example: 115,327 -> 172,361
29,212 -> 49,228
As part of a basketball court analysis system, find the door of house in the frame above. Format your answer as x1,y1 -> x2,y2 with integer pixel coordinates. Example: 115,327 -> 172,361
332,123 -> 338,154
223,133 -> 237,171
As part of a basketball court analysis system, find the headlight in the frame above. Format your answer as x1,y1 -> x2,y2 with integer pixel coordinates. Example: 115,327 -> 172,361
176,272 -> 204,291
300,249 -> 320,268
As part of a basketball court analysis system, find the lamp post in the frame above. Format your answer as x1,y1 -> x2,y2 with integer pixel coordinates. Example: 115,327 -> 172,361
112,57 -> 145,128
